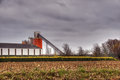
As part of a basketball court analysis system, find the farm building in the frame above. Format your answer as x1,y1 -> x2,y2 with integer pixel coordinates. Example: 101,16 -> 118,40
0,32 -> 63,56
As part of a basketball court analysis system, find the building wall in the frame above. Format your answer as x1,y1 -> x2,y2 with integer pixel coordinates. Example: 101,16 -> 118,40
0,48 -> 41,56
0,41 -> 57,56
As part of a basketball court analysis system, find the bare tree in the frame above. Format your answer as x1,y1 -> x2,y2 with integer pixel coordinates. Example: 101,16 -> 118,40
77,47 -> 84,56
77,47 -> 90,56
93,44 -> 102,57
84,50 -> 90,56
103,39 -> 120,58
62,44 -> 72,56
101,43 -> 109,56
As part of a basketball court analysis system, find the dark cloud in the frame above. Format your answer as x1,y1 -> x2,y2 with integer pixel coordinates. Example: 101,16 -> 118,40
41,12 -> 77,22
0,0 -> 120,51
61,28 -> 77,32
0,0 -> 3,4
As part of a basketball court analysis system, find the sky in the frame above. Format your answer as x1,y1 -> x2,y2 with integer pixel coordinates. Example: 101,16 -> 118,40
0,0 -> 120,52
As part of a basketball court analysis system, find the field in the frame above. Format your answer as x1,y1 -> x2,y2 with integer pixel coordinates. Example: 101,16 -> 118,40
0,61 -> 120,80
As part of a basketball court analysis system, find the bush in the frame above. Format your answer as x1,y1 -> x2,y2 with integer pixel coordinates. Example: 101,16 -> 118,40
0,56 -> 117,62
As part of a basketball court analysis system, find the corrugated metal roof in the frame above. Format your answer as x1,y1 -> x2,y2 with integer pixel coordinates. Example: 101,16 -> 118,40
0,43 -> 40,48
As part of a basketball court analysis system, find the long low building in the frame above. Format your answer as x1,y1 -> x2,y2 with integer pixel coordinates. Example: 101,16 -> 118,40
0,32 -> 63,56
0,43 -> 41,56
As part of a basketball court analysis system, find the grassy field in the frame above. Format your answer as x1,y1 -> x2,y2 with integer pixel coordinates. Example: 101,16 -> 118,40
0,61 -> 120,80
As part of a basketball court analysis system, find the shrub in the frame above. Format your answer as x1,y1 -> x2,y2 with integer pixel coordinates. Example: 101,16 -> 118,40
0,56 -> 117,62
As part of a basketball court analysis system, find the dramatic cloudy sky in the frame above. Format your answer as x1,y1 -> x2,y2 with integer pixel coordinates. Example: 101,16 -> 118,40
0,0 -> 120,51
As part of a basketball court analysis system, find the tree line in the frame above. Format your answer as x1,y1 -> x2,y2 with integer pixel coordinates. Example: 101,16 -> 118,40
62,39 -> 120,59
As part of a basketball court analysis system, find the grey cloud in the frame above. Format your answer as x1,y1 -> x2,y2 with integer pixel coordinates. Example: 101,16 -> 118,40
0,0 -> 120,51
41,12 -> 77,22
61,28 -> 77,32
0,0 -> 3,3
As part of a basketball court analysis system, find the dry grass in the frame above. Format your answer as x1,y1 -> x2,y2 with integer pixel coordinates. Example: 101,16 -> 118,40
0,61 -> 120,72
0,61 -> 120,80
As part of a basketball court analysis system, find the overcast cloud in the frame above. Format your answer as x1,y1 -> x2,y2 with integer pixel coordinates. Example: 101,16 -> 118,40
0,0 -> 120,51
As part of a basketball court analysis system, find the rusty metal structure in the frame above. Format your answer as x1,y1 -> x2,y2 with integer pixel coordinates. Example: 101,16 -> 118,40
0,32 -> 63,56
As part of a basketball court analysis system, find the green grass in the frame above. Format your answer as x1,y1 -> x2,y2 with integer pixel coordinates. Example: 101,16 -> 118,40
0,67 -> 120,80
